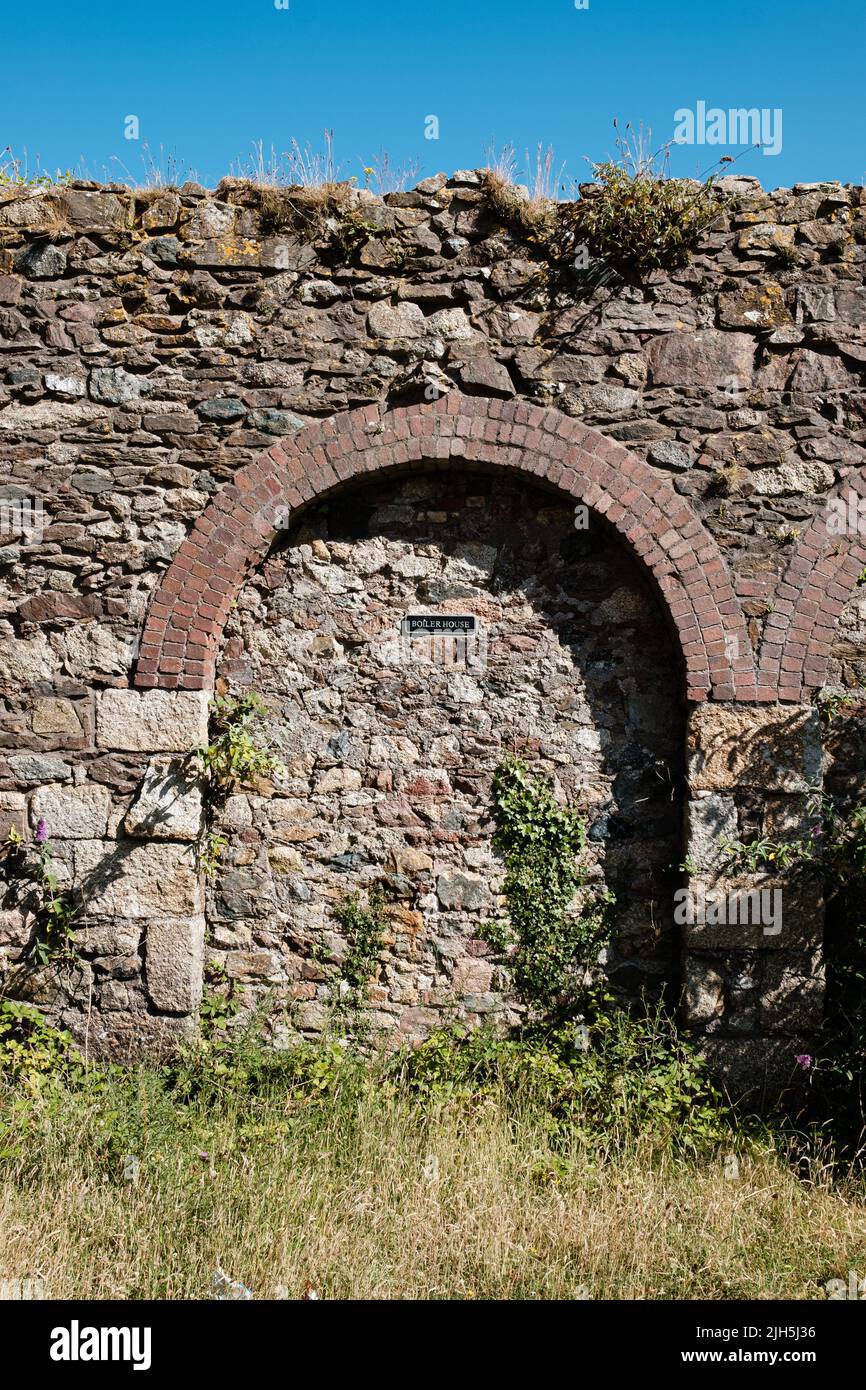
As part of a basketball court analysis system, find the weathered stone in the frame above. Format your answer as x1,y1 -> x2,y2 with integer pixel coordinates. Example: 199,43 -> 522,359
90,367 -> 148,405
647,439 -> 693,471
389,847 -> 433,875
787,350 -> 853,393
58,189 -> 129,230
248,408 -> 304,435
687,705 -> 821,794
683,876 -> 823,951
457,356 -> 514,396
426,308 -> 472,340
141,192 -> 181,230
14,242 -> 67,278
748,456 -> 835,496
683,960 -> 725,1026
314,766 -> 362,793
0,634 -> 56,684
761,952 -> 824,1032
718,285 -> 792,331
145,914 -> 205,1013
197,397 -> 247,422
31,783 -> 112,839
452,957 -> 494,993
96,690 -> 209,753
268,845 -> 304,872
62,626 -> 133,679
18,593 -> 101,622
8,753 -> 72,784
44,373 -> 87,398
367,301 -> 426,339
436,871 -> 488,910
736,223 -> 796,254
685,792 -> 738,874
0,791 -> 26,840
75,841 -> 202,918
647,330 -> 755,389
224,949 -> 282,981
124,757 -> 203,840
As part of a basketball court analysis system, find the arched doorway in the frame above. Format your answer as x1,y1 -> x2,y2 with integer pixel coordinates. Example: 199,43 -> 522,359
209,465 -> 685,1038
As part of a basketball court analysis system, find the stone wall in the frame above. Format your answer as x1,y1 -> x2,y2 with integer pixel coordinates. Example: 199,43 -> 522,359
0,170 -> 864,1083
212,469 -> 681,1040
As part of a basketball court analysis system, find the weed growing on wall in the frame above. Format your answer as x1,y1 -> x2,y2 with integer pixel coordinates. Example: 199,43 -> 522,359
0,146 -> 73,188
480,756 -> 612,1021
0,999 -> 82,1089
194,693 -> 284,877
553,123 -> 723,283
333,884 -> 388,1005
0,822 -> 77,968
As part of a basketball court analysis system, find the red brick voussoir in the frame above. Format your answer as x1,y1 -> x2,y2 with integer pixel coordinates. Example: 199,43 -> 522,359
133,393 -> 756,701
757,471 -> 866,702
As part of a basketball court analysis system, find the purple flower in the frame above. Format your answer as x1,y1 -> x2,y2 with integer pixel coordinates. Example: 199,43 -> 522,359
794,1054 -> 813,1071
34,818 -> 48,844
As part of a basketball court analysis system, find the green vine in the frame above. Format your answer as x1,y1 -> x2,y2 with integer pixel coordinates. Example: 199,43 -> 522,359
479,756 -> 613,1020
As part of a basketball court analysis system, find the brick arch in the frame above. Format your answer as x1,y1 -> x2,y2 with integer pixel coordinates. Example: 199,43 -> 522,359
757,471 -> 866,702
134,392 -> 756,701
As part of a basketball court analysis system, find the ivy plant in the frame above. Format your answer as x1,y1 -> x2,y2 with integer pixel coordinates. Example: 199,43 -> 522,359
480,756 -> 612,1020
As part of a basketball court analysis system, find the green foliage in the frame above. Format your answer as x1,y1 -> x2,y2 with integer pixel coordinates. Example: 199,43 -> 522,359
819,689 -> 863,724
195,692 -> 284,878
1,826 -> 77,966
722,789 -> 866,885
396,1004 -> 734,1153
0,989 -> 733,1161
198,967 -> 241,1042
196,692 -> 283,795
0,146 -> 73,188
481,170 -> 557,243
480,756 -> 612,1018
721,832 -> 814,874
197,831 -> 228,878
0,1000 -> 81,1089
333,883 -> 387,1000
553,124 -> 722,283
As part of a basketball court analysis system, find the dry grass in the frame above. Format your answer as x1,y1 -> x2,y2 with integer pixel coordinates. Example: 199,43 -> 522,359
480,143 -> 563,242
2,1076 -> 865,1301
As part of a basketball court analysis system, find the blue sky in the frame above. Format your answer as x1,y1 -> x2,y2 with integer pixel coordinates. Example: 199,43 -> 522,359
3,0 -> 864,190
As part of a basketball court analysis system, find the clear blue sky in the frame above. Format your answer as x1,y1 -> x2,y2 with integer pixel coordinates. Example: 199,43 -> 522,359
3,0 -> 864,189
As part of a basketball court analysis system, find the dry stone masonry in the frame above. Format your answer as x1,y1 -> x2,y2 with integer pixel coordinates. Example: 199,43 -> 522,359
0,170 -> 864,1092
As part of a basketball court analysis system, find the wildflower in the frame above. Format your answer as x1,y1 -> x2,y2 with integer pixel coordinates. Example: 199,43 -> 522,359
794,1054 -> 813,1070
35,818 -> 48,843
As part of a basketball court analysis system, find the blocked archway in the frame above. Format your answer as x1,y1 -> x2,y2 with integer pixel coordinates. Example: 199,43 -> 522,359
133,393 -> 756,702
757,471 -> 866,702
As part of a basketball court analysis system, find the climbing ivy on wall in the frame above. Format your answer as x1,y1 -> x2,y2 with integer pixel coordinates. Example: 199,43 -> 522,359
481,756 -> 613,1020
